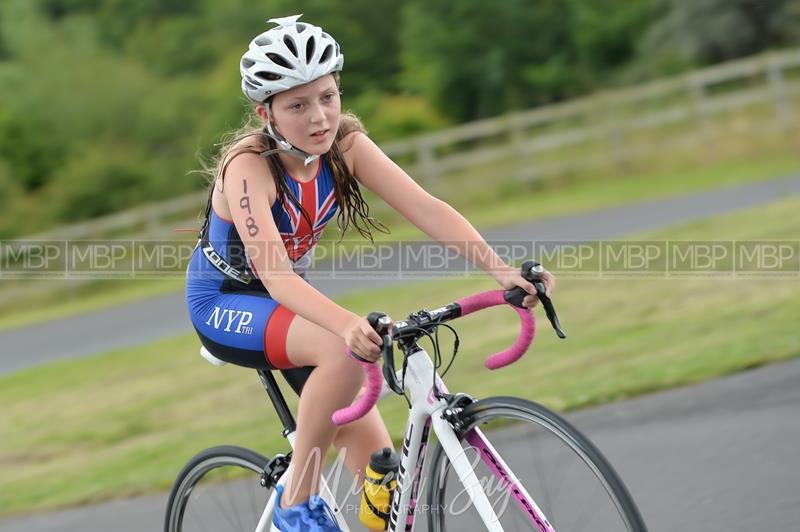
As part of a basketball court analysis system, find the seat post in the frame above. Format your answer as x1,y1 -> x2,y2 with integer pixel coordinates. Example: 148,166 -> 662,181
257,369 -> 297,436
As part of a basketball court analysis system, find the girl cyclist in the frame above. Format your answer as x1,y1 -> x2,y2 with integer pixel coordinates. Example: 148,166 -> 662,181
185,14 -> 555,531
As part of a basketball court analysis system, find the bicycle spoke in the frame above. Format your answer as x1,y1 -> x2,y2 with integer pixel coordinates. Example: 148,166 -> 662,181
425,398 -> 646,532
165,447 -> 273,532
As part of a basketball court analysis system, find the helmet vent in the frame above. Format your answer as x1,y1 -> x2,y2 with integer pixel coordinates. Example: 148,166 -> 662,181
266,53 -> 292,69
296,23 -> 307,33
244,79 -> 259,90
255,71 -> 283,81
254,36 -> 272,47
283,35 -> 298,58
241,58 -> 255,69
319,44 -> 333,64
305,36 -> 316,63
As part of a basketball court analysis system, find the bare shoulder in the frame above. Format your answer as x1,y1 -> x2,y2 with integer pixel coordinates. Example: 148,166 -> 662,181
212,137 -> 277,221
339,130 -> 370,175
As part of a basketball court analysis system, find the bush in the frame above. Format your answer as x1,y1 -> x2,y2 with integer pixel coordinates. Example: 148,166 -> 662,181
354,92 -> 451,143
47,144 -> 152,222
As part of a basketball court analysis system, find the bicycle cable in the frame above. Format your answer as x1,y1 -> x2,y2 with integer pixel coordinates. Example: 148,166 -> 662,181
431,320 -> 459,400
392,311 -> 461,402
412,311 -> 460,400
434,323 -> 460,378
384,324 -> 434,407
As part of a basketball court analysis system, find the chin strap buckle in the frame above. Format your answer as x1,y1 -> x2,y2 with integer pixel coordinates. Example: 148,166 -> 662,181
263,122 -> 320,166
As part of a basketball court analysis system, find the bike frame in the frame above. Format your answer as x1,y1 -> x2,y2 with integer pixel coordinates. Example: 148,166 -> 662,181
245,344 -> 554,532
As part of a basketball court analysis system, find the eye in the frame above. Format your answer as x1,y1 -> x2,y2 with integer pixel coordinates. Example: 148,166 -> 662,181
323,92 -> 335,102
290,102 -> 304,111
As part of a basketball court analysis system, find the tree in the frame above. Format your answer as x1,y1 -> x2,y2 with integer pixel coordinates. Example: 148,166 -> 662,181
266,0 -> 404,97
569,0 -> 655,77
640,0 -> 800,66
402,0 -> 582,121
400,0 -> 663,122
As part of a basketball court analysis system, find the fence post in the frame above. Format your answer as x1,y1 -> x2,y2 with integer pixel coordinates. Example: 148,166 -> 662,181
688,73 -> 715,147
417,138 -> 439,184
508,114 -> 536,182
601,94 -> 628,169
767,56 -> 794,133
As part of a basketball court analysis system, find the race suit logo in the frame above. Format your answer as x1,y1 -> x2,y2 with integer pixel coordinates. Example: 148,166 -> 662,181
206,306 -> 254,335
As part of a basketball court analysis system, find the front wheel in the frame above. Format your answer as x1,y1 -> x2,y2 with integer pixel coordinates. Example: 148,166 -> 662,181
425,396 -> 647,531
164,445 -> 272,532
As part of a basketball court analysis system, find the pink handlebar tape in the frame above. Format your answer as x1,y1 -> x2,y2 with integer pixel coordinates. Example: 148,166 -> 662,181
332,349 -> 383,426
455,290 -> 537,370
332,290 -> 537,425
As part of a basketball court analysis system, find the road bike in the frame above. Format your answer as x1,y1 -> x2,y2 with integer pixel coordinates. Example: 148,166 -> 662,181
164,261 -> 648,531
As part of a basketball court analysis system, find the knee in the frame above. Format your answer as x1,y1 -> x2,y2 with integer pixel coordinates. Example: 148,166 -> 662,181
290,331 -> 365,395
331,349 -> 366,391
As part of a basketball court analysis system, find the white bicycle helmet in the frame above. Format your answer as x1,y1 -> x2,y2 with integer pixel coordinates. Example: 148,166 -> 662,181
240,14 -> 344,103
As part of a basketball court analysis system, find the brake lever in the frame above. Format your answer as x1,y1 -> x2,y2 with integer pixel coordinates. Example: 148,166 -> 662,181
367,312 -> 404,395
521,260 -> 566,339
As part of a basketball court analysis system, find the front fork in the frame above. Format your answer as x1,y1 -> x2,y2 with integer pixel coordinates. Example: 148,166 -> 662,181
441,397 -> 556,532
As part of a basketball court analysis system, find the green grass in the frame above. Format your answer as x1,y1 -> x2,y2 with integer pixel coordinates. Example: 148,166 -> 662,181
1,195 -> 799,516
1,93 -> 798,329
1,141 -> 798,334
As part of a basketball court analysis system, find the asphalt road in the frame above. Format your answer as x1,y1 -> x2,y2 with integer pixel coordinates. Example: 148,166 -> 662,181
1,175 -> 799,531
1,356 -> 797,531
2,174 -> 799,376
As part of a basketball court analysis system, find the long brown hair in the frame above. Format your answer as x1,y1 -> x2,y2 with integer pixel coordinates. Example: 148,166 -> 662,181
197,100 -> 388,245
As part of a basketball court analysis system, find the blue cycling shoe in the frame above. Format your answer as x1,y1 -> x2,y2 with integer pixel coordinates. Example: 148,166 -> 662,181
273,484 -> 342,531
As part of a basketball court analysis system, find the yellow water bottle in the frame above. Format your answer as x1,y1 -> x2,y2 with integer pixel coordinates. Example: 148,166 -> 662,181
359,447 -> 400,530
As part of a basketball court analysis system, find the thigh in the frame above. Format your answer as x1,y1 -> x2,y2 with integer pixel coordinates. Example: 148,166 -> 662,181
189,290 -> 281,370
283,313 -> 349,368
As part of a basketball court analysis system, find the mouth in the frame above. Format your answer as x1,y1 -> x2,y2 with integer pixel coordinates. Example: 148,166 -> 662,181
310,129 -> 330,140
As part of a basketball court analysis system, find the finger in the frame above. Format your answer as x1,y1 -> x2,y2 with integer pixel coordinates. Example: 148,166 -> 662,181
351,346 -> 371,361
359,337 -> 380,356
523,295 -> 539,308
354,348 -> 374,362
364,324 -> 383,345
352,335 -> 376,355
523,280 -> 537,295
354,344 -> 377,362
544,272 -> 555,297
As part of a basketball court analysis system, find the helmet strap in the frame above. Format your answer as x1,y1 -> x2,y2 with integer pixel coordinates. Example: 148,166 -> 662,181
262,104 -> 319,166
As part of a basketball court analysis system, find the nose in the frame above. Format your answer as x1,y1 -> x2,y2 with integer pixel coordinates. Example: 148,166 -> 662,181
309,101 -> 326,125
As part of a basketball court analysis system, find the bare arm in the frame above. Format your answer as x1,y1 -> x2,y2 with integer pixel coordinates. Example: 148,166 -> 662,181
223,154 -> 360,338
348,132 -> 515,282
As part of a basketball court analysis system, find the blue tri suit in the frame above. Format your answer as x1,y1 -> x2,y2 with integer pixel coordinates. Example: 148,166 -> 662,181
185,154 -> 338,394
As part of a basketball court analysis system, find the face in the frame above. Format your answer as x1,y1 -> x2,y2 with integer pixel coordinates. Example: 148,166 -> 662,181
258,74 -> 341,155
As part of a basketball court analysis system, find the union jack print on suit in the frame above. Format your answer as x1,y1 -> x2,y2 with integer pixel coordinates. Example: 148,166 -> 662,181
270,156 -> 339,262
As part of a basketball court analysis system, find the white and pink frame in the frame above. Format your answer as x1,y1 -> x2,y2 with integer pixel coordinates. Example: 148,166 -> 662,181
247,289 -> 553,531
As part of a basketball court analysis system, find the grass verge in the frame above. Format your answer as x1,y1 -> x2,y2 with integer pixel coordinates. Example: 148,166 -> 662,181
1,143 -> 798,333
1,196 -> 798,516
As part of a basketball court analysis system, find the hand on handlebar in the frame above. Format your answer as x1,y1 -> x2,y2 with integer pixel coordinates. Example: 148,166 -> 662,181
494,265 -> 556,309
333,312 -> 393,426
342,315 -> 388,363
333,261 -> 564,426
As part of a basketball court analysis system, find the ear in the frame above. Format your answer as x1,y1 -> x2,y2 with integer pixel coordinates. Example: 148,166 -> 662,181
255,103 -> 269,123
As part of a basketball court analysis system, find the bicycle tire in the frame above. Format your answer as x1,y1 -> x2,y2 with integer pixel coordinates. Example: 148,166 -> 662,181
424,396 -> 647,532
164,445 -> 272,532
